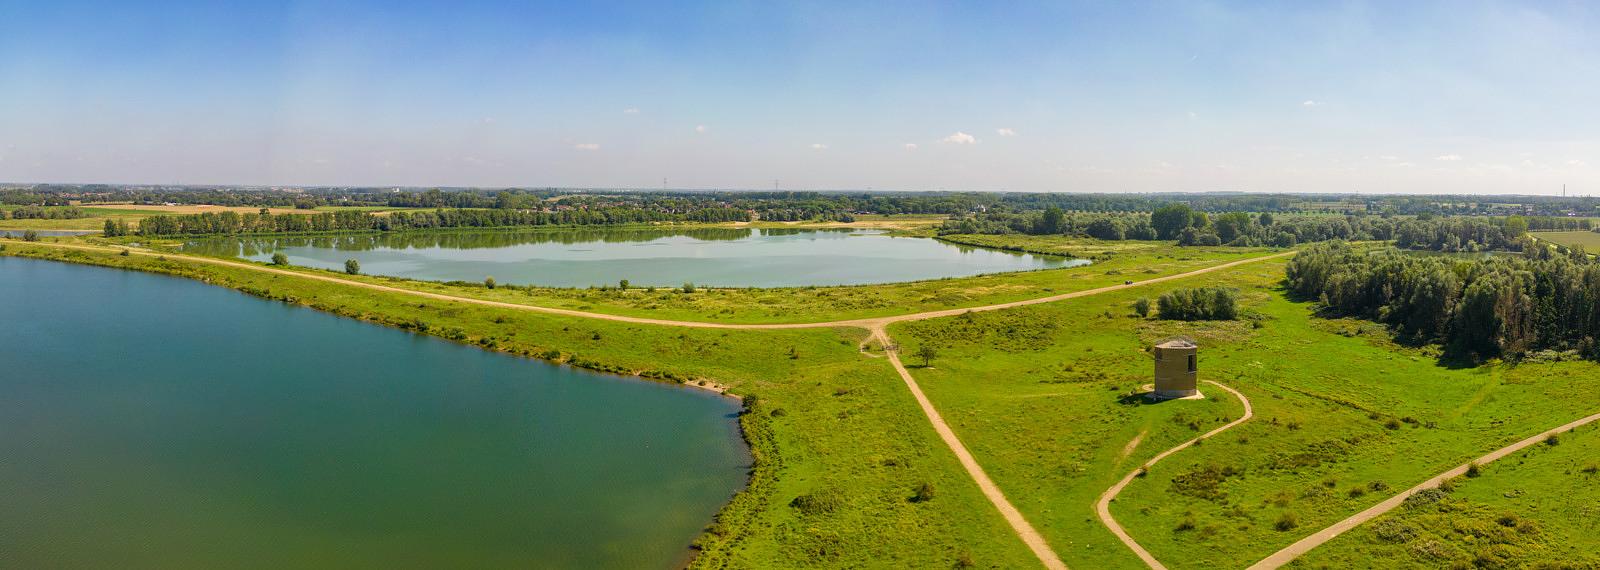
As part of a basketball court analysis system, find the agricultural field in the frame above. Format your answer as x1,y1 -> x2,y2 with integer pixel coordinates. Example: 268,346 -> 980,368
1531,230 -> 1600,250
888,255 -> 1600,568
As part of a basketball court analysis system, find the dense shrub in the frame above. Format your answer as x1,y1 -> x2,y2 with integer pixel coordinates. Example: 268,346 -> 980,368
1157,287 -> 1238,321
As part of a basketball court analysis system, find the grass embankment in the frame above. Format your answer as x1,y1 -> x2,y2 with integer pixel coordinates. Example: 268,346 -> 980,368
1297,423 -> 1600,568
1530,230 -> 1600,250
887,257 -> 1600,568
152,233 -> 1280,325
0,241 -> 1039,569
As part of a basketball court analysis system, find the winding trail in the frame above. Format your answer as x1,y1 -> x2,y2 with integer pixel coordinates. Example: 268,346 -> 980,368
15,239 -> 1296,570
1095,380 -> 1255,570
1246,409 -> 1600,570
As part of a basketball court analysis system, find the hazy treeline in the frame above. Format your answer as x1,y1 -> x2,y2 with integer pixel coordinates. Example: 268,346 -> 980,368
941,204 -> 1564,252
1286,241 -> 1600,360
133,206 -> 751,236
13,183 -> 1599,219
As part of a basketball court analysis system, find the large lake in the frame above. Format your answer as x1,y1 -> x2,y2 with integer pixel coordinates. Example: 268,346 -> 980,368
186,227 -> 1084,288
0,257 -> 747,569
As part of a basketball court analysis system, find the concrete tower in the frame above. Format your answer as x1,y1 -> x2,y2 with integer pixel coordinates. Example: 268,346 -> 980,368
1152,339 -> 1202,400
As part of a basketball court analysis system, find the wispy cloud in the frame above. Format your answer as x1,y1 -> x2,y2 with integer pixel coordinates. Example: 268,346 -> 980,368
996,128 -> 1016,136
1435,154 -> 1463,161
1569,159 -> 1587,166
695,125 -> 708,134
942,131 -> 977,144
1378,155 -> 1399,161
1302,100 -> 1322,107
623,108 -> 639,114
904,143 -> 918,150
810,143 -> 828,150
574,143 -> 600,151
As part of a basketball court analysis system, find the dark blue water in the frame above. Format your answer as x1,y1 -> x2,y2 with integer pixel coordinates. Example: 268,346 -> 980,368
0,257 -> 747,568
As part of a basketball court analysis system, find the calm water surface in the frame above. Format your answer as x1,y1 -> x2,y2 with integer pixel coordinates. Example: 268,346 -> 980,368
0,257 -> 747,569
186,227 -> 1085,287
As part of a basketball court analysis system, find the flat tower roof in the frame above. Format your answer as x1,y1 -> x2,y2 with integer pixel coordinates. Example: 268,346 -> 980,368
1155,339 -> 1197,349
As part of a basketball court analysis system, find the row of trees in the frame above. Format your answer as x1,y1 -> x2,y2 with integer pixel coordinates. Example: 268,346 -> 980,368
131,206 -> 753,236
1286,241 -> 1600,360
0,206 -> 87,220
941,203 -> 1552,252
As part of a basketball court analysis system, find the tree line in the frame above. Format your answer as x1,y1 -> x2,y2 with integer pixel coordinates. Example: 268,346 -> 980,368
0,206 -> 88,220
131,206 -> 752,236
1286,241 -> 1600,360
940,204 -> 1561,252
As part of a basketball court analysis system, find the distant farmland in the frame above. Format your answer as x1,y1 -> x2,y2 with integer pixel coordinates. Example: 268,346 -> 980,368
1532,230 -> 1600,249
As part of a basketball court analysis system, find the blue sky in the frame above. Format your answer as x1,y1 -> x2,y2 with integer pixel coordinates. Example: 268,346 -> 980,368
2,0 -> 1597,194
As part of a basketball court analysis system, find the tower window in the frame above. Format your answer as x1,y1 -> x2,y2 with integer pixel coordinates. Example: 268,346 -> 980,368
1187,354 -> 1197,373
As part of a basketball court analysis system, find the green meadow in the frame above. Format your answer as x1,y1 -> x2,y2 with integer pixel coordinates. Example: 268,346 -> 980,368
1297,422 -> 1600,569
889,256 -> 1600,568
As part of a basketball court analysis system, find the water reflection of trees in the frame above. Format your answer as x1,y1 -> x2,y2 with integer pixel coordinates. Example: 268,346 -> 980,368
191,227 -> 862,255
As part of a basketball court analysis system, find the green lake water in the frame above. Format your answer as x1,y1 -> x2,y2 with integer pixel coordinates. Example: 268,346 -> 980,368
186,227 -> 1085,288
0,257 -> 748,569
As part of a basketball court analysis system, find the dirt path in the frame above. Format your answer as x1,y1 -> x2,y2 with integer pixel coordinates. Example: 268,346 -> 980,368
1095,380 -> 1255,570
871,326 -> 1069,570
15,239 -> 1294,569
1246,409 -> 1600,570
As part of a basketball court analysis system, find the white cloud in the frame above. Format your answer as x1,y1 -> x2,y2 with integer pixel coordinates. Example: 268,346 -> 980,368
941,131 -> 977,144
623,108 -> 640,114
996,128 -> 1017,137
1568,159 -> 1586,166
574,143 -> 600,151
695,125 -> 708,133
1378,155 -> 1399,161
810,143 -> 828,150
1396,162 -> 1416,168
1187,111 -> 1198,119
1435,154 -> 1463,161
1302,100 -> 1322,107
904,143 -> 918,150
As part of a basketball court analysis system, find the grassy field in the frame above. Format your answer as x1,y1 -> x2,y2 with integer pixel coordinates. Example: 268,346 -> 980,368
887,256 -> 1600,568
1531,230 -> 1600,249
143,233 -> 1280,324
1296,422 -> 1600,568
0,205 -> 166,230
0,240 -> 1040,569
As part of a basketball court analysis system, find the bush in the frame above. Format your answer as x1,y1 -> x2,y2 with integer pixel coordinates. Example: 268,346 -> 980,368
21,229 -> 39,242
1157,287 -> 1239,321
344,259 -> 360,275
1274,511 -> 1299,531
270,252 -> 288,265
911,482 -> 936,503
789,488 -> 844,515
484,276 -> 497,289
1466,462 -> 1482,478
1133,297 -> 1151,317
681,282 -> 697,293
